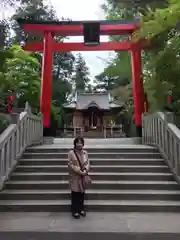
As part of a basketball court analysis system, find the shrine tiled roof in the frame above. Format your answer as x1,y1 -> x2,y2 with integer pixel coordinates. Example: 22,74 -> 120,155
64,92 -> 123,110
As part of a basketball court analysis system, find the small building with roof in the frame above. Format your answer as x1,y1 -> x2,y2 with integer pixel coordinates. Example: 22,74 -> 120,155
63,92 -> 124,137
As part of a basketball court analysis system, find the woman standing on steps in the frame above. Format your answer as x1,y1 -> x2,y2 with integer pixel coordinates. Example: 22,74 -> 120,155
68,137 -> 91,219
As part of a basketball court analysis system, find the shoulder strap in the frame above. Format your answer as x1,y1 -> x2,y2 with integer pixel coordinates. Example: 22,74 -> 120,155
73,149 -> 83,171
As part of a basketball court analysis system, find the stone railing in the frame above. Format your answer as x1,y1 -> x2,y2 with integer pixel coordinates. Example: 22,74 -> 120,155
0,102 -> 43,189
103,125 -> 124,138
142,112 -> 180,183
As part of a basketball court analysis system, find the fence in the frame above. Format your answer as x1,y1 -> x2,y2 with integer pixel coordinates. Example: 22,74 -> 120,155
0,103 -> 43,189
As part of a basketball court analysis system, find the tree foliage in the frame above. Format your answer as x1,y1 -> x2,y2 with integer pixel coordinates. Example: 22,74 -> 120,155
132,0 -> 180,112
10,0 -> 78,129
133,0 -> 180,40
11,0 -> 58,43
102,0 -> 180,113
0,0 -> 93,134
94,52 -> 131,92
73,53 -> 90,92
0,45 -> 40,110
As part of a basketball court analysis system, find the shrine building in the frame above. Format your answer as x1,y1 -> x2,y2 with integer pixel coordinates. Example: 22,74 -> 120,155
63,92 -> 124,137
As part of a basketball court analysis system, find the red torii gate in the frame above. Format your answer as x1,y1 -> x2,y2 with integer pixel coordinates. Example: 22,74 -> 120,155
17,19 -> 146,137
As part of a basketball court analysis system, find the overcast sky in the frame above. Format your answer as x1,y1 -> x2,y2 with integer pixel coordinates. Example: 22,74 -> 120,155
50,0 -> 114,80
2,0 -> 115,80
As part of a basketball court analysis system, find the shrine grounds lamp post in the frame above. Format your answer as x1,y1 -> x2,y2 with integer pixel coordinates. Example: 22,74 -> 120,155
17,18 -> 147,137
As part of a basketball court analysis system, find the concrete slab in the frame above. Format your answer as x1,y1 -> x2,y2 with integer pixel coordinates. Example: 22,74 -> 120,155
31,144 -> 152,149
0,232 -> 180,240
53,138 -> 142,145
126,212 -> 180,233
0,212 -> 179,233
29,137 -> 148,148
31,144 -> 154,149
49,213 -> 128,232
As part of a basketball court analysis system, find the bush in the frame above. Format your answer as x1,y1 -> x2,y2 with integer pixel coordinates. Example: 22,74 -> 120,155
0,114 -> 10,134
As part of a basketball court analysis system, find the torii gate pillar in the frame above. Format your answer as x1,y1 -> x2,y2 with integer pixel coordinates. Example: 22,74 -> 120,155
40,32 -> 53,127
131,48 -> 144,137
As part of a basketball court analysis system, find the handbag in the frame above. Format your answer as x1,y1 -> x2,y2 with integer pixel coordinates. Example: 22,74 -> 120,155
73,150 -> 91,191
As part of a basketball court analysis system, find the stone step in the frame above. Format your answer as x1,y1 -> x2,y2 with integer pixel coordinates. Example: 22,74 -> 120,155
0,199 -> 180,212
1,189 -> 180,201
82,131 -> 104,138
0,230 -> 180,240
10,172 -> 174,181
27,147 -> 158,153
19,158 -> 166,166
53,138 -> 141,145
5,180 -> 180,190
1,232 -> 180,240
1,140 -> 179,214
14,165 -> 170,173
22,152 -> 162,159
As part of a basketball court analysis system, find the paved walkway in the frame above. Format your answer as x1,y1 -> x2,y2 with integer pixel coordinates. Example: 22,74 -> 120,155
0,212 -> 179,232
38,137 -> 149,149
0,232 -> 180,240
53,137 -> 142,146
33,144 -> 153,149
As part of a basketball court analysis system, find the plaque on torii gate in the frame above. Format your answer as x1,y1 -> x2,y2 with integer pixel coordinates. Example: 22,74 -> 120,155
17,18 -> 147,137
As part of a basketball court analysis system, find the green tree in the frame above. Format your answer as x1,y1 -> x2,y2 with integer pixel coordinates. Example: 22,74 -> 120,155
102,0 -> 167,21
52,51 -> 75,127
10,0 -> 76,128
131,0 -> 180,112
0,45 -> 40,110
73,53 -> 90,92
0,47 -> 13,107
102,0 -> 179,112
94,73 -> 116,92
11,0 -> 58,43
0,0 -> 78,136
93,47 -> 131,97
133,0 -> 180,40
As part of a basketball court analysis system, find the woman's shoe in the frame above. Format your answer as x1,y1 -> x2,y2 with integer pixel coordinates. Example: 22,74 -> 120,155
79,211 -> 86,217
72,213 -> 80,219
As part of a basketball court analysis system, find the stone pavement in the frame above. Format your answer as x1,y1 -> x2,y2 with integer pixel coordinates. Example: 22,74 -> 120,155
53,137 -> 142,147
0,212 -> 180,239
40,137 -> 146,149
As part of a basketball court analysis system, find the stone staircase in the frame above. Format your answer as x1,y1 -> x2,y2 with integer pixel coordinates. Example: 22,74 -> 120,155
0,144 -> 180,212
83,129 -> 104,138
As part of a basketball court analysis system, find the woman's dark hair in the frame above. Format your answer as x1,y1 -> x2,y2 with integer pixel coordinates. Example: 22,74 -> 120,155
74,136 -> 84,147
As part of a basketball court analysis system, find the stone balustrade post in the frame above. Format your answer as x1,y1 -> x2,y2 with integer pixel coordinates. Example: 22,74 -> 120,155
10,113 -> 20,124
164,112 -> 174,124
